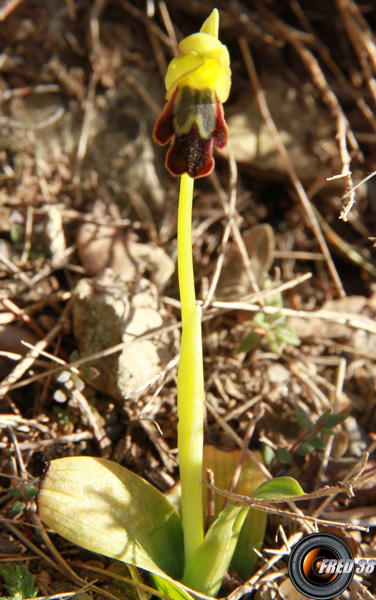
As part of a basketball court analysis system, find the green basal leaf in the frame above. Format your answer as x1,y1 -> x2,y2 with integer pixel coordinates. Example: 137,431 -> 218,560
232,506 -> 266,581
296,406 -> 316,433
236,331 -> 261,353
151,573 -> 195,600
183,503 -> 249,596
252,476 -> 304,499
37,457 -> 184,581
201,446 -> 267,581
165,446 -> 268,588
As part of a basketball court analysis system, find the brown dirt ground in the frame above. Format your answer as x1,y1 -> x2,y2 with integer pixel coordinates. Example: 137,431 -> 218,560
1,1 -> 376,598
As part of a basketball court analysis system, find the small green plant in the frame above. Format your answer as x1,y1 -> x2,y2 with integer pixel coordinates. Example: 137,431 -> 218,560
264,407 -> 348,470
37,10 -> 303,599
52,405 -> 79,432
0,564 -> 38,600
9,223 -> 45,261
7,485 -> 37,517
294,407 -> 348,456
9,224 -> 25,247
237,285 -> 300,355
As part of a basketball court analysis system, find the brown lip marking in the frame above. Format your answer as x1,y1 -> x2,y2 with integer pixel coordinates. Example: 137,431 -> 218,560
36,461 -> 51,514
153,90 -> 177,147
165,124 -> 214,178
154,87 -> 228,179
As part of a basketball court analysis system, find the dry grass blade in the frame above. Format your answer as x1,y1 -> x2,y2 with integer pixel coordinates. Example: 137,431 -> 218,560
0,322 -> 62,399
203,150 -> 240,309
0,0 -> 25,21
0,107 -> 65,130
239,36 -> 346,297
75,562 -> 179,600
210,300 -> 376,335
20,340 -> 112,453
206,461 -> 375,509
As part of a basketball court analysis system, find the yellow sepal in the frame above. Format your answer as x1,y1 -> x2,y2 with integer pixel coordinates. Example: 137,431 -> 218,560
200,8 -> 219,37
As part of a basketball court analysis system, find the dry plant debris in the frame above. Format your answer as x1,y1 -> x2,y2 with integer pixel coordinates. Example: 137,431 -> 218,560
1,1 -> 376,598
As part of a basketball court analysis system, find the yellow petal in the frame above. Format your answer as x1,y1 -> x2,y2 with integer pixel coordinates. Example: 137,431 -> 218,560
165,52 -> 205,99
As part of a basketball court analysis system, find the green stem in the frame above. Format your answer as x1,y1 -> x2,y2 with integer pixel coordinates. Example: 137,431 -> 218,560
177,173 -> 196,321
177,173 -> 204,564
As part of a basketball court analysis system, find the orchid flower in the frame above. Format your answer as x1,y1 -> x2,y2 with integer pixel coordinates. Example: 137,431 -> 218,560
154,9 -> 231,178
154,9 -> 231,565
